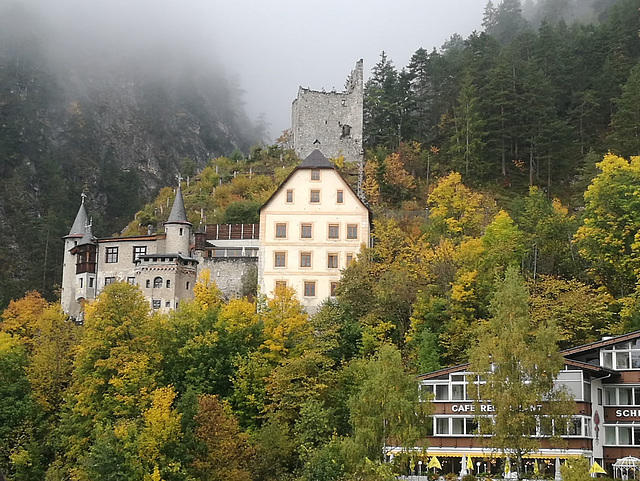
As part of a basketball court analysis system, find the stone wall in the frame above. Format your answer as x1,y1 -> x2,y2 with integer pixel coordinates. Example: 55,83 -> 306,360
291,60 -> 363,165
198,256 -> 257,299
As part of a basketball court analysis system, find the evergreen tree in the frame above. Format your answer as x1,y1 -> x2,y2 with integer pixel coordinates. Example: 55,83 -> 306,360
445,70 -> 487,178
608,61 -> 640,157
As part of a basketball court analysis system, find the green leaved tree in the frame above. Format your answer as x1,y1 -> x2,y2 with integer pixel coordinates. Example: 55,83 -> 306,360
468,266 -> 573,478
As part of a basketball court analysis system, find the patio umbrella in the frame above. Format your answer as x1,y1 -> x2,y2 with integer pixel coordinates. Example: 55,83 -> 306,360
505,458 -> 511,477
533,460 -> 540,477
555,457 -> 562,481
428,456 -> 442,471
461,454 -> 468,477
590,461 -> 607,477
467,454 -> 474,472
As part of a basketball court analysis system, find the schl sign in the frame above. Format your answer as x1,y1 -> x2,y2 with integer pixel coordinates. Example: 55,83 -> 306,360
615,409 -> 640,418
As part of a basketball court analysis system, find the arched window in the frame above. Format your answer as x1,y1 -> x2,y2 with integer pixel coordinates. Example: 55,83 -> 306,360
153,277 -> 163,289
146,279 -> 150,288
166,279 -> 171,289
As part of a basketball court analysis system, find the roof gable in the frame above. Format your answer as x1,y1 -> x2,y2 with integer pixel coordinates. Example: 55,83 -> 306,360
298,149 -> 336,169
259,150 -> 368,215
562,330 -> 640,357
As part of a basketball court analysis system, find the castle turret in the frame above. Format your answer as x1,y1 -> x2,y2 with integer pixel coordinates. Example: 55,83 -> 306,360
61,194 -> 94,318
69,221 -> 97,310
164,185 -> 191,254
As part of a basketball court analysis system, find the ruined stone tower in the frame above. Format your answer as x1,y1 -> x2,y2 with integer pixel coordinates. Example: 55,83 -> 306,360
291,60 -> 363,166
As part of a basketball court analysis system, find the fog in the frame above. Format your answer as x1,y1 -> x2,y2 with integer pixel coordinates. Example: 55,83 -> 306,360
208,0 -> 487,139
2,0 -> 602,142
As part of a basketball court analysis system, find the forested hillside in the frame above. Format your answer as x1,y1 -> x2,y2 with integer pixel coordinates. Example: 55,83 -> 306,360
3,0 -> 640,480
364,0 -> 640,197
0,2 -> 262,309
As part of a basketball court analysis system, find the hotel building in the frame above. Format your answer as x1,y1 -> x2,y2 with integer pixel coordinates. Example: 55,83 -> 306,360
394,330 -> 640,477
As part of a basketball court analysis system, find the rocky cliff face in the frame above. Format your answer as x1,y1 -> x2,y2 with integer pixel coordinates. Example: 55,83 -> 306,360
0,3 -> 262,308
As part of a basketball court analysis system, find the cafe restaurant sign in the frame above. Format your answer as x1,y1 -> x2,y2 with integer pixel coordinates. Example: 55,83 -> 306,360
450,403 -> 542,413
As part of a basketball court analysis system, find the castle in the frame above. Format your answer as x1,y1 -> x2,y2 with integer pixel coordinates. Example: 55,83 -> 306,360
62,61 -> 367,317
61,187 -> 198,319
61,151 -> 370,317
291,60 -> 364,166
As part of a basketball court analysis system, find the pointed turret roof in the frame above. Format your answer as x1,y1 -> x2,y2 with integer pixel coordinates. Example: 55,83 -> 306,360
298,149 -> 336,169
78,218 -> 95,246
165,185 -> 191,225
67,193 -> 89,237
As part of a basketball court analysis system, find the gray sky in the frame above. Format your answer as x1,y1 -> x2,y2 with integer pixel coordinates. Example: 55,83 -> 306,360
208,1 -> 486,140
9,0 -> 486,141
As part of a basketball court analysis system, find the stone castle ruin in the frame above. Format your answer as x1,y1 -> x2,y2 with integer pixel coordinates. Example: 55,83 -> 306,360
291,60 -> 363,166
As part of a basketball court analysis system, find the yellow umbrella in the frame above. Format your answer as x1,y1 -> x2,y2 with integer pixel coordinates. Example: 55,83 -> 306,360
428,456 -> 442,470
590,461 -> 607,475
467,454 -> 474,471
534,461 -> 540,477
505,459 -> 511,476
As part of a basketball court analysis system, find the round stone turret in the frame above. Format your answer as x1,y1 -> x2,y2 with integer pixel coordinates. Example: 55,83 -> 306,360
164,185 -> 191,255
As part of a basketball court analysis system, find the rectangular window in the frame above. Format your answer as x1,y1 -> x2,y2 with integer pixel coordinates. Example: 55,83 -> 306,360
436,418 -> 449,435
327,253 -> 338,268
152,299 -> 161,309
328,224 -> 339,239
311,169 -> 320,180
89,277 -> 94,288
451,384 -> 465,400
347,224 -> 358,239
275,223 -> 287,238
133,246 -> 147,261
598,388 -> 603,406
300,252 -> 312,268
301,223 -> 312,239
435,385 -> 448,401
274,252 -> 286,268
452,418 -> 464,435
602,351 -> 613,369
165,301 -> 171,308
465,418 -> 478,435
105,246 -> 118,263
104,277 -> 115,286
619,387 -> 633,405
619,426 -> 632,445
127,277 -> 135,285
330,281 -> 338,297
275,280 -> 287,290
79,277 -> 83,288
605,387 -> 616,405
304,281 -> 316,297
310,189 -> 320,203
346,253 -> 354,264
337,190 -> 344,203
616,351 -> 630,370
286,189 -> 294,203
605,426 -> 616,445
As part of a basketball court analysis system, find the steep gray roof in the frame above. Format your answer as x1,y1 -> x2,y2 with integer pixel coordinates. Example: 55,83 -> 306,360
68,198 -> 89,236
78,221 -> 95,246
165,185 -> 191,225
298,149 -> 336,169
